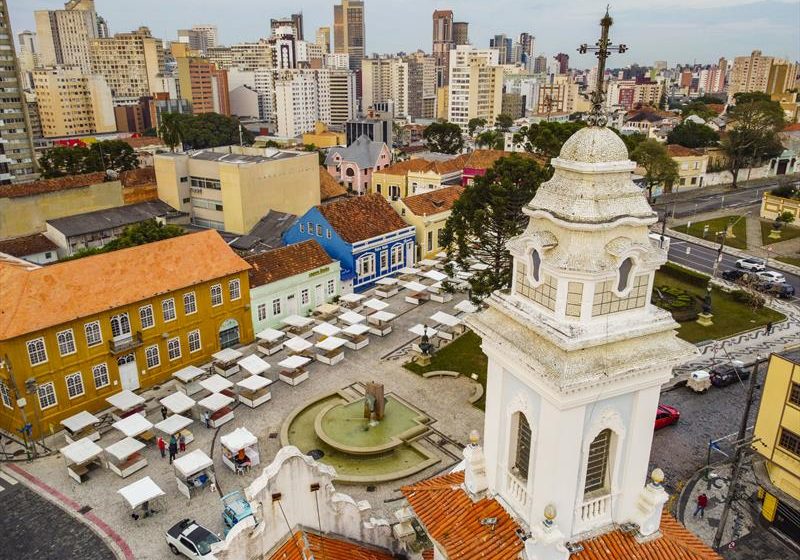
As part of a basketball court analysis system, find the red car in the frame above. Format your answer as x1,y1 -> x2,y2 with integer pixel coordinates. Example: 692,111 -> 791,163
655,405 -> 680,430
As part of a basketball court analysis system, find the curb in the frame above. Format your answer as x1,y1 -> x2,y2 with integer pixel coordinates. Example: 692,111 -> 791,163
3,463 -> 135,560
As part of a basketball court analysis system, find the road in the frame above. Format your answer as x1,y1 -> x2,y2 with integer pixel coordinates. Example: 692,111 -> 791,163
653,180 -> 798,220
665,234 -> 800,305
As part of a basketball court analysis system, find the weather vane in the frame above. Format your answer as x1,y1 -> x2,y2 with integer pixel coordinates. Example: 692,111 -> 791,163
578,6 -> 628,126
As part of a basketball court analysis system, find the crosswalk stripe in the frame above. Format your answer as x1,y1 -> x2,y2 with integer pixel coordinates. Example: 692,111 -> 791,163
0,470 -> 18,485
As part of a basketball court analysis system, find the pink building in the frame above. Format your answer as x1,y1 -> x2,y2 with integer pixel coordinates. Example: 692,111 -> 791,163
324,135 -> 392,195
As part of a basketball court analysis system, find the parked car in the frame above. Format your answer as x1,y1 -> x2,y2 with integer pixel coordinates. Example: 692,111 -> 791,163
757,281 -> 796,299
736,258 -> 766,271
755,270 -> 786,284
709,363 -> 750,387
721,269 -> 755,282
166,519 -> 221,559
655,404 -> 680,430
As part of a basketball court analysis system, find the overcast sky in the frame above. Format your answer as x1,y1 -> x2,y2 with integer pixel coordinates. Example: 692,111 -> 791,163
8,0 -> 800,67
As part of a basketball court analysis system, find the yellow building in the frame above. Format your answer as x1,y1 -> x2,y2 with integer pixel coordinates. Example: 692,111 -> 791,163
0,230 -> 253,437
665,145 -> 709,191
154,145 -> 320,234
753,348 -> 800,544
302,122 -> 346,148
371,157 -> 464,203
33,67 -> 116,137
397,185 -> 463,259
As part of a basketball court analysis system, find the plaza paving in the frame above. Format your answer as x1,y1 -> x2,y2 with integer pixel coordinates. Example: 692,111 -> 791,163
4,288 -> 482,560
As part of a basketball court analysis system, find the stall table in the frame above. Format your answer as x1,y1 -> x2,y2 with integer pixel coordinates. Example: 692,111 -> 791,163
61,411 -> 100,444
220,428 -> 260,474
338,311 -> 366,326
61,437 -> 104,483
238,354 -> 270,377
313,302 -> 340,322
374,277 -> 399,298
430,311 -> 464,341
154,414 -> 194,446
403,281 -> 430,305
427,281 -> 453,303
106,390 -> 145,421
212,348 -> 243,377
256,328 -> 285,356
197,393 -> 235,429
339,292 -> 365,312
160,391 -> 196,417
199,374 -> 235,398
112,413 -> 154,444
278,355 -> 311,386
172,365 -> 207,396
312,321 -> 341,341
284,336 -> 315,359
173,450 -> 215,500
454,300 -> 479,314
368,311 -> 397,336
118,476 -> 165,520
281,315 -> 315,339
315,336 -> 346,365
341,323 -> 371,350
236,375 -> 272,408
105,437 -> 148,478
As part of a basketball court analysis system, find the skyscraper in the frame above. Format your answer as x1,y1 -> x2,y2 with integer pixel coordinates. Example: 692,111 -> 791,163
554,52 -> 569,74
533,55 -> 547,74
333,1 -> 365,71
191,25 -> 218,50
34,0 -> 100,72
316,27 -> 331,53
270,14 -> 303,41
447,45 -> 504,131
452,21 -> 469,46
432,10 -> 453,87
89,27 -> 165,104
0,0 -> 37,183
518,32 -> 534,67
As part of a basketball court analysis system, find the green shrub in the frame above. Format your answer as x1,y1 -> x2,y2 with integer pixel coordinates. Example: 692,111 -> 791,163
659,262 -> 709,289
730,289 -> 765,309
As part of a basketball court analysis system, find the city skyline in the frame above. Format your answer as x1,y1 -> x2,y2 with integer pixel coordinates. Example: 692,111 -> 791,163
9,0 -> 800,68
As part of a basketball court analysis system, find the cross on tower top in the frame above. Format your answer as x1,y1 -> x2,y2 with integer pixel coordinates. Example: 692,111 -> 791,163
578,7 -> 628,126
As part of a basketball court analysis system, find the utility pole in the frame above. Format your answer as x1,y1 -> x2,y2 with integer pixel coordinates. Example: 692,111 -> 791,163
0,355 -> 35,459
712,356 -> 762,550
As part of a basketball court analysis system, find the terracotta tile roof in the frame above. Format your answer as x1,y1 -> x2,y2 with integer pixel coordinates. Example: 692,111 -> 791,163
319,167 -> 348,201
666,144 -> 705,157
401,471 -> 523,560
0,172 -> 108,199
464,150 -> 546,169
572,512 -> 722,560
318,193 -> 410,244
421,549 -> 434,560
269,530 -> 394,560
0,234 -> 58,258
245,239 -> 332,287
380,158 -> 438,175
782,122 -> 800,132
403,186 -> 464,216
0,230 -> 250,340
706,103 -> 726,115
120,167 -> 156,188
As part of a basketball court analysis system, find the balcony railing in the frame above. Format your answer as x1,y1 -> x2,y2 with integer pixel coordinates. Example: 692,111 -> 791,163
506,472 -> 528,510
576,493 -> 612,531
109,332 -> 143,355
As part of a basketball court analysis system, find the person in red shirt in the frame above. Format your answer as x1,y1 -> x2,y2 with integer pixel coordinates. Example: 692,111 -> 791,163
694,493 -> 708,518
157,436 -> 166,459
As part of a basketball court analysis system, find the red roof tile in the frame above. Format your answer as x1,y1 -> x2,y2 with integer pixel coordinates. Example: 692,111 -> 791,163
269,530 -> 394,560
0,234 -> 58,258
0,172 -> 108,199
401,471 -> 523,560
245,240 -> 332,287
782,123 -> 800,132
403,186 -> 464,216
318,193 -> 409,243
319,166 -> 348,201
666,144 -> 705,157
120,167 -> 156,188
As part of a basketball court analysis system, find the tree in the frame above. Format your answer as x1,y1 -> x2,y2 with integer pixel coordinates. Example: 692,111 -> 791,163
159,113 -> 184,151
512,121 -> 587,159
90,140 -> 139,174
681,101 -> 717,121
38,141 -> 138,178
39,146 -> 94,178
441,155 -> 550,299
475,130 -> 504,150
721,96 -> 785,188
63,220 -> 184,260
423,121 -> 464,154
667,121 -> 720,148
495,113 -> 513,132
467,117 -> 487,137
179,113 -> 255,149
631,139 -> 679,201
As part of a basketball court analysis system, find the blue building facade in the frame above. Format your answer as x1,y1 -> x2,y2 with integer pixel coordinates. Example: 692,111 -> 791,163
284,200 -> 416,293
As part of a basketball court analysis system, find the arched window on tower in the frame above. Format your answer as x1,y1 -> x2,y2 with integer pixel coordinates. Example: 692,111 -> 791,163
509,412 -> 532,480
617,257 -> 634,292
584,429 -> 612,496
530,249 -> 542,283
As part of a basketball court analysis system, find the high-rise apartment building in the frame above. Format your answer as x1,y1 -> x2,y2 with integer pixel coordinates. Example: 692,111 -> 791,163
177,29 -> 205,54
333,0 -> 365,71
490,34 -> 513,65
728,50 -> 797,100
0,1 -> 37,183
432,9 -> 453,87
274,69 -> 331,138
361,56 -> 409,119
534,76 -> 581,114
17,30 -> 38,90
89,27 -> 165,105
452,22 -> 469,46
191,25 -> 218,50
329,68 -> 357,128
33,67 -> 115,137
34,0 -> 100,72
533,55 -> 547,74
767,60 -> 798,98
554,52 -> 569,74
447,45 -> 504,131
518,32 -> 534,67
316,27 -> 331,53
208,41 -> 273,71
406,50 -> 437,119
176,56 -> 230,115
270,15 -> 303,41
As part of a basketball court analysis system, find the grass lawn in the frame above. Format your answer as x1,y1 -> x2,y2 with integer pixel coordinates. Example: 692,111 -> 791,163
404,330 -> 488,410
673,215 -> 748,250
654,268 -> 785,344
776,256 -> 800,267
761,221 -> 800,245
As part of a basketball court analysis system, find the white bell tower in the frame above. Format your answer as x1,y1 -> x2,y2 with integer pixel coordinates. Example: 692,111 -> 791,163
466,126 -> 697,553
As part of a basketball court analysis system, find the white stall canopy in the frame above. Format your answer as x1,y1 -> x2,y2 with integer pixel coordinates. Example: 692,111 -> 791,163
238,355 -> 271,376
220,427 -> 257,453
343,323 -> 371,336
105,437 -> 146,462
364,298 -> 389,311
403,281 -> 428,293
237,375 -> 272,392
199,374 -> 234,394
430,311 -> 462,327
340,292 -> 366,303
423,270 -> 448,282
61,437 -> 103,465
173,449 -> 213,478
256,328 -> 285,343
278,355 -> 312,369
212,348 -> 243,363
154,414 -> 193,436
106,390 -> 144,412
409,324 -> 438,337
112,414 -> 153,438
338,311 -> 366,325
118,476 -> 165,509
172,365 -> 206,384
284,337 -> 313,353
316,336 -> 346,351
160,391 -> 196,415
61,411 -> 99,433
454,300 -> 479,314
370,311 -> 397,322
282,315 -> 314,328
312,322 -> 341,337
197,393 -> 234,413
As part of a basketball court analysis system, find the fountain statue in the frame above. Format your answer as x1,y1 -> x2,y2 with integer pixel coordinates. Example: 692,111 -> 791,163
363,382 -> 385,423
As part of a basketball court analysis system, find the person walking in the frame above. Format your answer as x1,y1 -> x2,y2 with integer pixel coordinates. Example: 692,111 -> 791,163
765,322 -> 773,335
157,436 -> 166,459
203,411 -> 210,428
160,405 -> 168,421
178,433 -> 186,453
693,493 -> 708,518
168,435 -> 178,464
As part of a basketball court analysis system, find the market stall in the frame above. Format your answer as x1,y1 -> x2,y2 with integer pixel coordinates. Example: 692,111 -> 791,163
281,314 -> 315,339
105,437 -> 148,478
112,413 -> 154,444
312,321 -> 341,342
417,258 -> 439,271
313,302 -> 340,322
172,365 -> 207,396
339,292 -> 365,312
454,300 -> 479,314
315,336 -> 346,365
338,310 -> 366,326
61,437 -> 104,483
426,281 -> 452,303
429,311 -> 464,341
374,277 -> 399,298
278,355 -> 311,386
219,427 -> 260,474
256,328 -> 285,356
236,375 -> 272,408
341,323 -> 371,350
403,281 -> 430,305
118,476 -> 165,520
61,411 -> 100,444
173,449 -> 215,500
397,266 -> 422,281
160,391 -> 196,418
284,336 -> 315,359
368,310 -> 397,336
154,414 -> 194,446
238,354 -> 270,377
212,348 -> 243,377
106,390 -> 146,421
199,373 -> 235,397
197,392 -> 235,429
423,269 -> 448,282
363,298 -> 389,314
